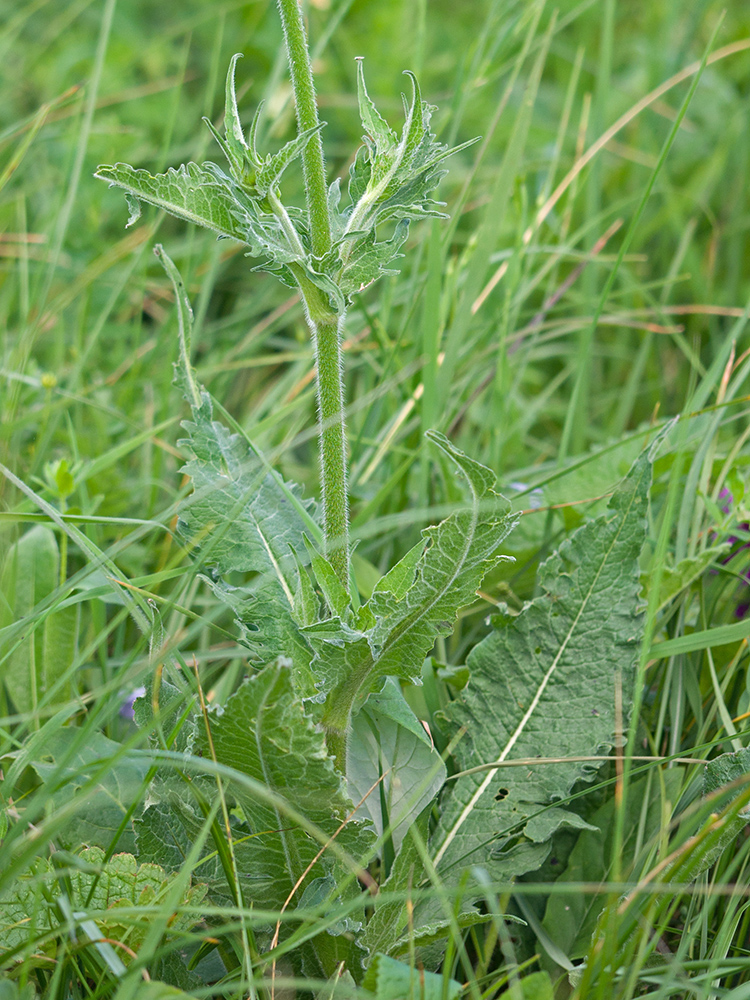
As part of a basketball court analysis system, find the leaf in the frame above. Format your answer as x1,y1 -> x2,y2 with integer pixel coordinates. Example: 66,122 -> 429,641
646,543 -> 730,612
26,729 -> 150,852
0,526 -> 58,715
362,953 -> 462,1000
0,847 -> 205,974
510,971 -> 555,1000
345,63 -> 478,234
196,661 -> 373,914
307,432 -> 518,705
431,444 -> 654,883
679,748 -> 750,882
347,679 -> 446,851
337,220 -> 410,299
356,59 -> 397,150
541,770 -> 683,962
94,162 -> 252,242
156,244 -> 319,668
305,537 -> 351,619
255,123 -> 326,197
222,52 -> 248,173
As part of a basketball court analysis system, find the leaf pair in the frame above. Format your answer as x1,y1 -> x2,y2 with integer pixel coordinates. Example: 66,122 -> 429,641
204,53 -> 324,202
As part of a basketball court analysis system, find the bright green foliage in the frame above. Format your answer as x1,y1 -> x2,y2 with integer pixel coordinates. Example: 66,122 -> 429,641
362,952 -> 462,1000
194,661 -> 373,912
27,728 -> 150,853
510,971 -> 555,999
96,55 -> 474,316
0,847 -> 205,976
308,433 -> 517,722
0,526 -> 76,715
177,384 -> 317,664
431,445 -> 654,881
542,771 -> 683,961
347,678 -> 446,851
647,544 -> 731,612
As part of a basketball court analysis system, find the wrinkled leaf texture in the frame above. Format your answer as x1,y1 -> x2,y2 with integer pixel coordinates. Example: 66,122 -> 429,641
431,442 -> 654,882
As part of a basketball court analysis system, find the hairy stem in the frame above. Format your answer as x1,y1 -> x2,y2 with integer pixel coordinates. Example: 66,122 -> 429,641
275,0 -> 332,258
289,265 -> 350,586
276,2 -> 349,588
311,312 -> 349,586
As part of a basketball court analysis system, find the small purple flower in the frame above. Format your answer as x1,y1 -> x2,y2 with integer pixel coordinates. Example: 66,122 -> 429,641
717,488 -> 750,618
119,685 -> 146,720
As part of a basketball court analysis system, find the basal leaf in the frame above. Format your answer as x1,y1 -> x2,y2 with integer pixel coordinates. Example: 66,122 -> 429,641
431,444 -> 654,882
541,770 -> 683,962
0,847 -> 205,974
362,953 -> 461,1000
197,661 -> 373,914
27,729 -> 150,852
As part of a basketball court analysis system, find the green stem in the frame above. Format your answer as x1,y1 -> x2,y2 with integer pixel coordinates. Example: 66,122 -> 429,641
289,265 -> 350,586
276,2 -> 349,588
275,0 -> 331,258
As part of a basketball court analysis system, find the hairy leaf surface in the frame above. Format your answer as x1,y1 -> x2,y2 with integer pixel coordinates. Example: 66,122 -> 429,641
197,661 -> 373,913
431,445 -> 654,881
308,431 -> 518,703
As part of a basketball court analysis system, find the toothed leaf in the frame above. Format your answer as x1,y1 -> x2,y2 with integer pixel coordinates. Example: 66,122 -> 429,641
431,445 -> 654,884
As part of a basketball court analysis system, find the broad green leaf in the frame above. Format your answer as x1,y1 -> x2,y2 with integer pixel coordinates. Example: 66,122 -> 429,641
337,220 -> 409,298
347,679 -> 446,851
157,245 -> 318,668
0,526 -> 69,715
27,729 -> 150,852
94,162 -> 252,241
315,966 -> 357,1000
431,445 -> 653,882
541,770 -> 683,962
307,431 -> 517,703
196,661 -> 373,914
510,971 -> 555,1000
362,953 -> 461,1000
0,847 -> 205,974
129,984 -> 197,1000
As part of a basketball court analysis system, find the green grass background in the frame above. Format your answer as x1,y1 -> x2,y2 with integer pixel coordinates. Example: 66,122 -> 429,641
3,0 -> 750,996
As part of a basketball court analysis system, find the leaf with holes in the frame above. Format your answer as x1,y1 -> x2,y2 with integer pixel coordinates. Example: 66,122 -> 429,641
430,443 -> 654,883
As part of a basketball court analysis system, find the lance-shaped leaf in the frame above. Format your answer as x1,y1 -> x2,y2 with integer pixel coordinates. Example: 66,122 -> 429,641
344,61 -> 479,241
94,162 -> 252,242
430,445 -> 654,882
254,122 -> 326,198
156,246 -> 319,667
308,432 -> 517,714
196,661 -> 373,914
356,58 -> 397,150
223,52 -> 248,172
